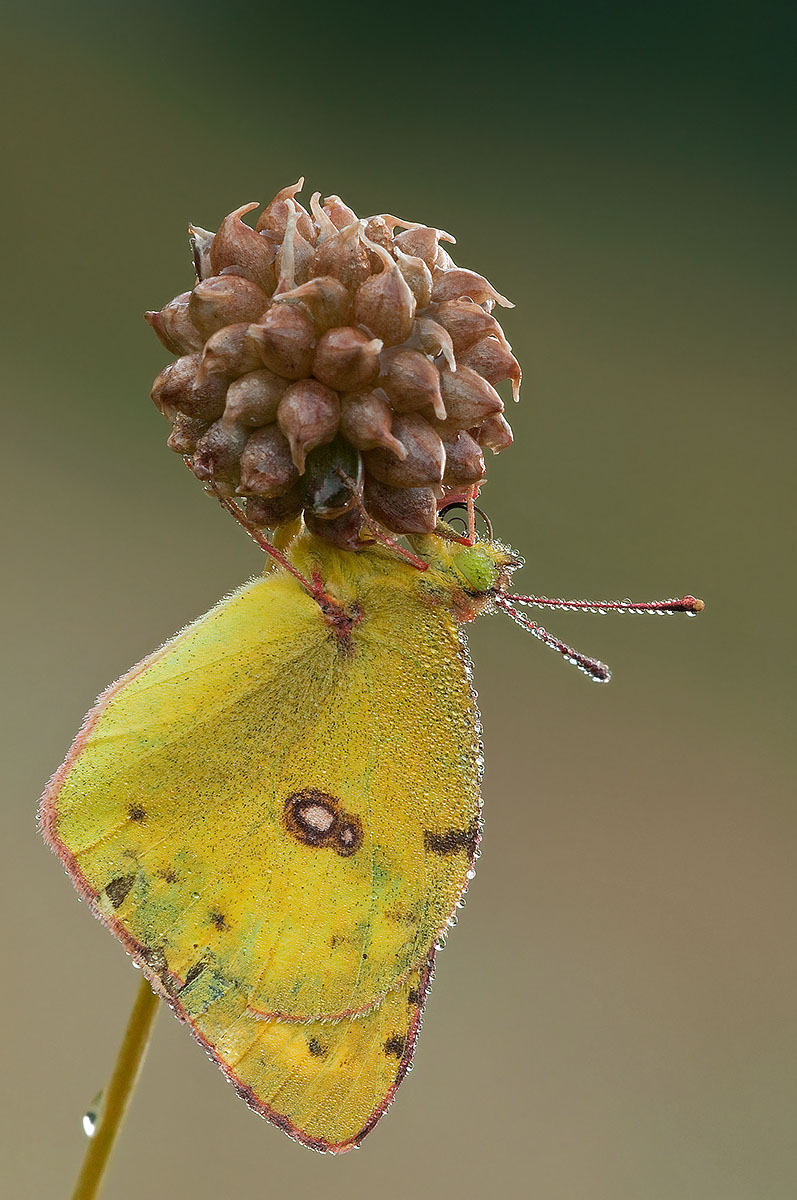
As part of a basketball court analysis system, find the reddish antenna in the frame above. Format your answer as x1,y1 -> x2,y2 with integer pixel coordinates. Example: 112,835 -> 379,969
495,591 -> 705,682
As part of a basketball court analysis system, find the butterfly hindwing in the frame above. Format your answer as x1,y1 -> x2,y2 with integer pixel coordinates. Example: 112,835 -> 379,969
182,952 -> 434,1152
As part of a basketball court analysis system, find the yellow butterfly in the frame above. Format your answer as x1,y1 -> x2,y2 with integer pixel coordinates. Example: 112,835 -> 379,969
40,510 -> 702,1152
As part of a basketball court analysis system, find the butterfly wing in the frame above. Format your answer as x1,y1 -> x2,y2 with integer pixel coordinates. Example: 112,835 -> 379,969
183,951 -> 434,1152
42,563 -> 480,1034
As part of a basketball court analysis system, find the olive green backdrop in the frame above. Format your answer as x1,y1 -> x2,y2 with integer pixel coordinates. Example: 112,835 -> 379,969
2,3 -> 795,1197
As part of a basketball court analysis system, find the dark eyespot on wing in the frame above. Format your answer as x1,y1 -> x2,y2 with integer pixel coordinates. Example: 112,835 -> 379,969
105,874 -> 135,908
423,821 -> 479,856
336,816 -> 363,857
284,789 -> 363,857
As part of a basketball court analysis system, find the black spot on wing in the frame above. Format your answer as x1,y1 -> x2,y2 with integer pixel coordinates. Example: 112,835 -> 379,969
423,821 -> 479,856
209,911 -> 229,931
182,961 -> 207,989
383,1035 -> 406,1058
105,874 -> 135,908
307,1037 -> 327,1057
128,804 -> 147,823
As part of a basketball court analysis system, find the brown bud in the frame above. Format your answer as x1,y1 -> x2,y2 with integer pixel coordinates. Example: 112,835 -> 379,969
431,268 -> 513,308
277,379 -> 340,472
393,226 -> 445,270
364,476 -> 437,535
224,368 -> 287,427
189,371 -> 229,423
193,420 -> 248,487
197,323 -> 263,382
274,202 -> 316,292
313,327 -> 382,392
151,353 -> 201,417
340,390 -> 407,459
409,317 -> 456,370
379,347 -> 445,419
255,179 -> 315,243
364,412 -> 445,488
353,239 -> 416,345
432,299 -> 509,352
189,225 -> 214,280
314,222 -> 371,292
304,506 -> 363,550
459,337 -> 522,402
209,203 -> 277,292
475,412 -> 514,453
189,275 -> 268,340
304,437 -> 363,517
145,292 -> 203,355
441,431 -> 485,487
395,249 -> 433,309
363,216 -> 394,253
167,413 -> 211,455
322,194 -> 358,231
272,276 -> 351,333
238,425 -> 299,497
245,485 -> 304,528
248,304 -> 315,379
438,365 -> 503,428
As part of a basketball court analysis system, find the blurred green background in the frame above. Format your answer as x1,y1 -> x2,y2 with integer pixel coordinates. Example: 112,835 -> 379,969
3,2 -> 795,1197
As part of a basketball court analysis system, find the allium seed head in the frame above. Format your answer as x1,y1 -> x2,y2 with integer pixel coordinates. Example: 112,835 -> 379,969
146,181 -> 519,545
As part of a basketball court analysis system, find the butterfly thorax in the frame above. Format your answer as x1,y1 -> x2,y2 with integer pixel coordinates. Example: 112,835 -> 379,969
281,530 -> 520,636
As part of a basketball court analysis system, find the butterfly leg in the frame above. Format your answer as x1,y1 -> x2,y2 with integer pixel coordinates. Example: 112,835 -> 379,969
210,487 -> 356,627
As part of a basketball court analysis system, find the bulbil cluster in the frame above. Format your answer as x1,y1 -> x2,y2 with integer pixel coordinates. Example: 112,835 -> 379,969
147,181 -> 520,547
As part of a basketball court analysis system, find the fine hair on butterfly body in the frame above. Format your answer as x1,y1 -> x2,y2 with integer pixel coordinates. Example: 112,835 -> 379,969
40,489 -> 702,1153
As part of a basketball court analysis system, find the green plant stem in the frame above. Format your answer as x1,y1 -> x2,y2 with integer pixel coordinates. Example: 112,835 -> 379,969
71,976 -> 159,1200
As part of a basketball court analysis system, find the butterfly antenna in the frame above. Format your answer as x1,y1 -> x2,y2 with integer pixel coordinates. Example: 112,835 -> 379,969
494,596 -> 612,681
504,594 -> 705,616
335,470 -> 429,572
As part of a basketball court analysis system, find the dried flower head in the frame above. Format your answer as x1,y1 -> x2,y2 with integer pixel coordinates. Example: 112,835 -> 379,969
146,179 -> 520,546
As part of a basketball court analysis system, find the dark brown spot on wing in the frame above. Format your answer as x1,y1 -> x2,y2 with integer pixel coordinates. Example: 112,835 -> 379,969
423,821 -> 479,856
336,816 -> 363,857
383,1035 -> 406,1058
209,910 -> 229,931
307,1037 -> 327,1057
105,874 -> 135,908
158,868 -> 178,884
284,790 -> 363,857
182,960 -> 207,988
128,804 -> 146,823
407,988 -> 421,1006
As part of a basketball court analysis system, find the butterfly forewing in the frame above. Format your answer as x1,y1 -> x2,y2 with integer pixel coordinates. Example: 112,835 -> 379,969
43,568 -> 481,1027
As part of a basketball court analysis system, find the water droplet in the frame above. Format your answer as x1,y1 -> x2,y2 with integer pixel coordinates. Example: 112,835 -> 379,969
83,1090 -> 104,1138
